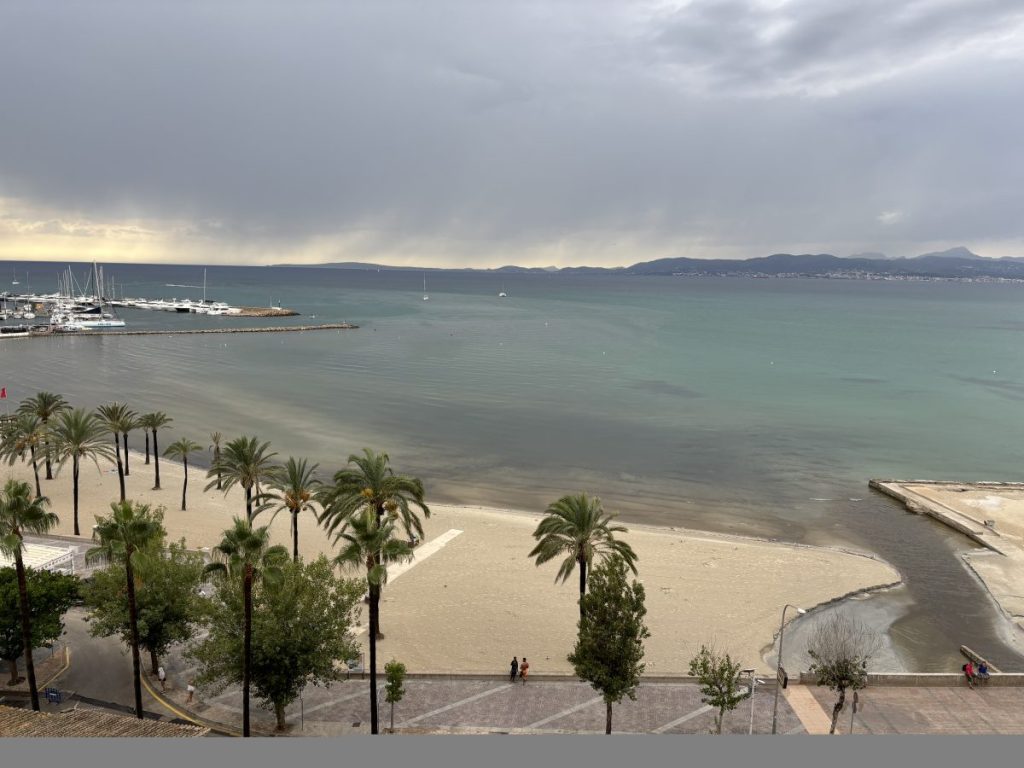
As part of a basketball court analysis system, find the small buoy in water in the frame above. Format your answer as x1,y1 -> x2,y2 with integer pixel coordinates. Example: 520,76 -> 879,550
770,361 -> 774,365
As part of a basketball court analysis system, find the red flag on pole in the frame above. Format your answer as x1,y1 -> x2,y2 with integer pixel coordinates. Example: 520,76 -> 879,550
0,387 -> 6,399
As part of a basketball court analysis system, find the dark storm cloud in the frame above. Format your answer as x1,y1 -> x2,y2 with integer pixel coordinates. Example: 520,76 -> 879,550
0,1 -> 1022,265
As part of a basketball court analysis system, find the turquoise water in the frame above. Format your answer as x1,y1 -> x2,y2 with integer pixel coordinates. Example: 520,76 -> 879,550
4,263 -> 1024,667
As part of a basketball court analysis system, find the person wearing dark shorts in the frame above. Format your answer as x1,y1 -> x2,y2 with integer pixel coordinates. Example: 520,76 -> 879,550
509,657 -> 519,682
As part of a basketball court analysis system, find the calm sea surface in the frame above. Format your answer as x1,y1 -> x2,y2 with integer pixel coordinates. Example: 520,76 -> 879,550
3,262 -> 1024,668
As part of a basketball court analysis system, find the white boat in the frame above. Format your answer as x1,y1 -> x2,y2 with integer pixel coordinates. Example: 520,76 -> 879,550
423,273 -> 429,301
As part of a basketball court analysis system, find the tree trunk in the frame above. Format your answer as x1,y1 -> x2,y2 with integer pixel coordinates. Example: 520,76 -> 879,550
245,486 -> 252,523
275,701 -> 287,731
125,554 -> 145,719
152,430 -> 161,489
114,433 -> 126,502
15,550 -> 40,711
123,432 -> 130,475
243,566 -> 252,737
44,421 -> 53,480
150,648 -> 159,675
6,657 -> 18,685
214,447 -> 221,490
181,457 -> 188,511
391,701 -> 395,733
145,432 -> 150,465
605,700 -> 612,734
369,581 -> 380,735
292,508 -> 299,562
829,688 -> 846,735
716,709 -> 724,734
578,556 -> 587,619
72,455 -> 80,536
29,446 -> 41,499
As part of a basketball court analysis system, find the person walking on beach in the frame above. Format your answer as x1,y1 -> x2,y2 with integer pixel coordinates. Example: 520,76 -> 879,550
519,657 -> 529,685
509,657 -> 519,683
158,666 -> 167,691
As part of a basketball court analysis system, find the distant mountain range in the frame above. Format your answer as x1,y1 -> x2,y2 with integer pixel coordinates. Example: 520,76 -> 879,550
282,247 -> 1024,279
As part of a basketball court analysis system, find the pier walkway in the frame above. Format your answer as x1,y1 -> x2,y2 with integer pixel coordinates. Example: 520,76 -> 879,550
25,322 -> 359,338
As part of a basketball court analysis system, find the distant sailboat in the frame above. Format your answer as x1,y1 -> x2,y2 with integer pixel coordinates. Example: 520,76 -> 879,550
423,273 -> 429,301
11,269 -> 18,286
498,281 -> 507,298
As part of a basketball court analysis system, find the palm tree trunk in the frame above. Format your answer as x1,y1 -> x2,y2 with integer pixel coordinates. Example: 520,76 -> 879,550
369,581 -> 380,735
245,486 -> 252,523
829,688 -> 846,734
214,447 -> 221,489
29,446 -> 41,499
578,556 -> 587,619
292,508 -> 299,562
44,420 -> 53,480
605,700 -> 612,734
150,648 -> 159,675
152,429 -> 161,489
114,433 -> 126,502
181,456 -> 188,511
144,432 -> 150,464
6,657 -> 18,685
125,555 -> 144,719
72,455 -> 80,536
243,567 -> 252,737
123,432 -> 130,476
14,550 -> 40,711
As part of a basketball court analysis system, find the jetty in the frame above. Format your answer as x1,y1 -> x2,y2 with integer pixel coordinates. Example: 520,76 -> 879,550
14,322 -> 358,338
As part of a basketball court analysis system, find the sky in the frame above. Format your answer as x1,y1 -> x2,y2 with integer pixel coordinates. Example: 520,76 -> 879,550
1,0 -> 1023,268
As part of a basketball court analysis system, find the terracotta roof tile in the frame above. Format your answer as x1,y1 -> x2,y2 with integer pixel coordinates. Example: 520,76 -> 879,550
0,704 -> 209,737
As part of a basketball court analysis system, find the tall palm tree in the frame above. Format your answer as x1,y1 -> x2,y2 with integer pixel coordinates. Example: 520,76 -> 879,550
205,436 -> 277,522
1,414 -> 45,498
259,457 -> 321,562
205,518 -> 288,737
51,408 -> 115,536
96,402 -> 133,502
121,411 -> 139,477
87,500 -> 163,719
318,448 -> 430,542
333,508 -> 411,735
0,479 -> 59,711
142,412 -> 172,490
164,438 -> 202,511
138,413 -> 154,465
529,493 -> 638,619
209,431 -> 223,490
18,391 -> 69,480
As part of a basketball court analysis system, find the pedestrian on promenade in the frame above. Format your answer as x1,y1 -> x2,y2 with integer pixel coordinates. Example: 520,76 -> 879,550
520,657 -> 529,685
158,666 -> 167,691
962,661 -> 976,689
186,680 -> 196,704
977,661 -> 991,684
510,657 -> 519,683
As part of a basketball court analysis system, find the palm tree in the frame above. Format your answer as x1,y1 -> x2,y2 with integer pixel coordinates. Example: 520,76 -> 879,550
96,402 -> 133,502
138,413 -> 154,465
205,436 -> 277,522
205,518 -> 288,737
87,500 -> 163,719
318,448 -> 430,542
529,493 -> 638,619
259,457 -> 321,562
51,409 -> 116,536
332,508 -> 411,735
18,391 -> 69,480
210,431 -> 223,490
0,479 -> 59,711
1,414 -> 45,498
164,438 -> 202,511
121,412 -> 139,477
142,412 -> 172,490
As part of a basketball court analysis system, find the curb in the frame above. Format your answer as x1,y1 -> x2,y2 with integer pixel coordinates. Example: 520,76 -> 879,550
140,672 -> 244,737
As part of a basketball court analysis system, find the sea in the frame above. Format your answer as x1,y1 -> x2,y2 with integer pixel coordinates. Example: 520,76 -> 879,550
3,261 -> 1024,669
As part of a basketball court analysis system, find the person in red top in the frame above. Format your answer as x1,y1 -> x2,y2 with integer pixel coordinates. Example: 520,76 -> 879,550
519,657 -> 529,684
963,661 -> 976,688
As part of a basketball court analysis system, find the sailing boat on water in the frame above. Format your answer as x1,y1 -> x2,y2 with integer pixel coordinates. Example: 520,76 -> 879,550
498,280 -> 507,298
11,269 -> 18,286
423,273 -> 429,301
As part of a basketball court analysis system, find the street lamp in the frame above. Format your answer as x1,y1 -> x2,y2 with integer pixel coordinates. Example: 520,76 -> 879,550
742,668 -> 764,735
771,603 -> 806,735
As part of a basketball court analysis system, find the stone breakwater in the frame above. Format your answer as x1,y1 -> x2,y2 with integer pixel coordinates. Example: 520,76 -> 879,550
62,322 -> 359,336
233,306 -> 300,317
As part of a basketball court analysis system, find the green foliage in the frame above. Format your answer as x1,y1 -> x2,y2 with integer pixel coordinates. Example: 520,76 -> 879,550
568,555 -> 649,733
688,645 -> 748,734
188,556 -> 364,730
204,436 -> 277,521
0,567 -> 79,672
384,659 -> 407,704
82,537 -> 207,668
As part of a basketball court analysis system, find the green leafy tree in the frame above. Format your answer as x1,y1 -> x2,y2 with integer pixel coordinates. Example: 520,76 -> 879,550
688,645 -> 749,734
51,408 -> 115,536
0,479 -> 61,710
87,501 -> 164,719
83,536 -> 206,673
96,402 -> 133,502
0,567 -> 79,686
164,438 -> 203,511
1,413 -> 45,498
203,518 -> 288,737
384,659 -> 407,733
140,412 -> 172,490
332,507 -> 412,735
260,457 -> 322,561
205,436 -> 277,522
18,391 -> 70,480
568,554 -> 650,734
807,613 -> 878,734
190,556 -> 363,731
530,493 -> 638,619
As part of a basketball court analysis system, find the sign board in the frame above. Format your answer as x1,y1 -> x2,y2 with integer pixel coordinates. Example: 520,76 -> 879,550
777,666 -> 788,689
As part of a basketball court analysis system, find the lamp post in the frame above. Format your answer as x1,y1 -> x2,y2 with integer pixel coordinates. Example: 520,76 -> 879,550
771,603 -> 806,735
742,668 -> 763,734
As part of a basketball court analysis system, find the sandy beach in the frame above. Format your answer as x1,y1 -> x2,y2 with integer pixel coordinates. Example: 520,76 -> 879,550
4,450 -> 899,674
